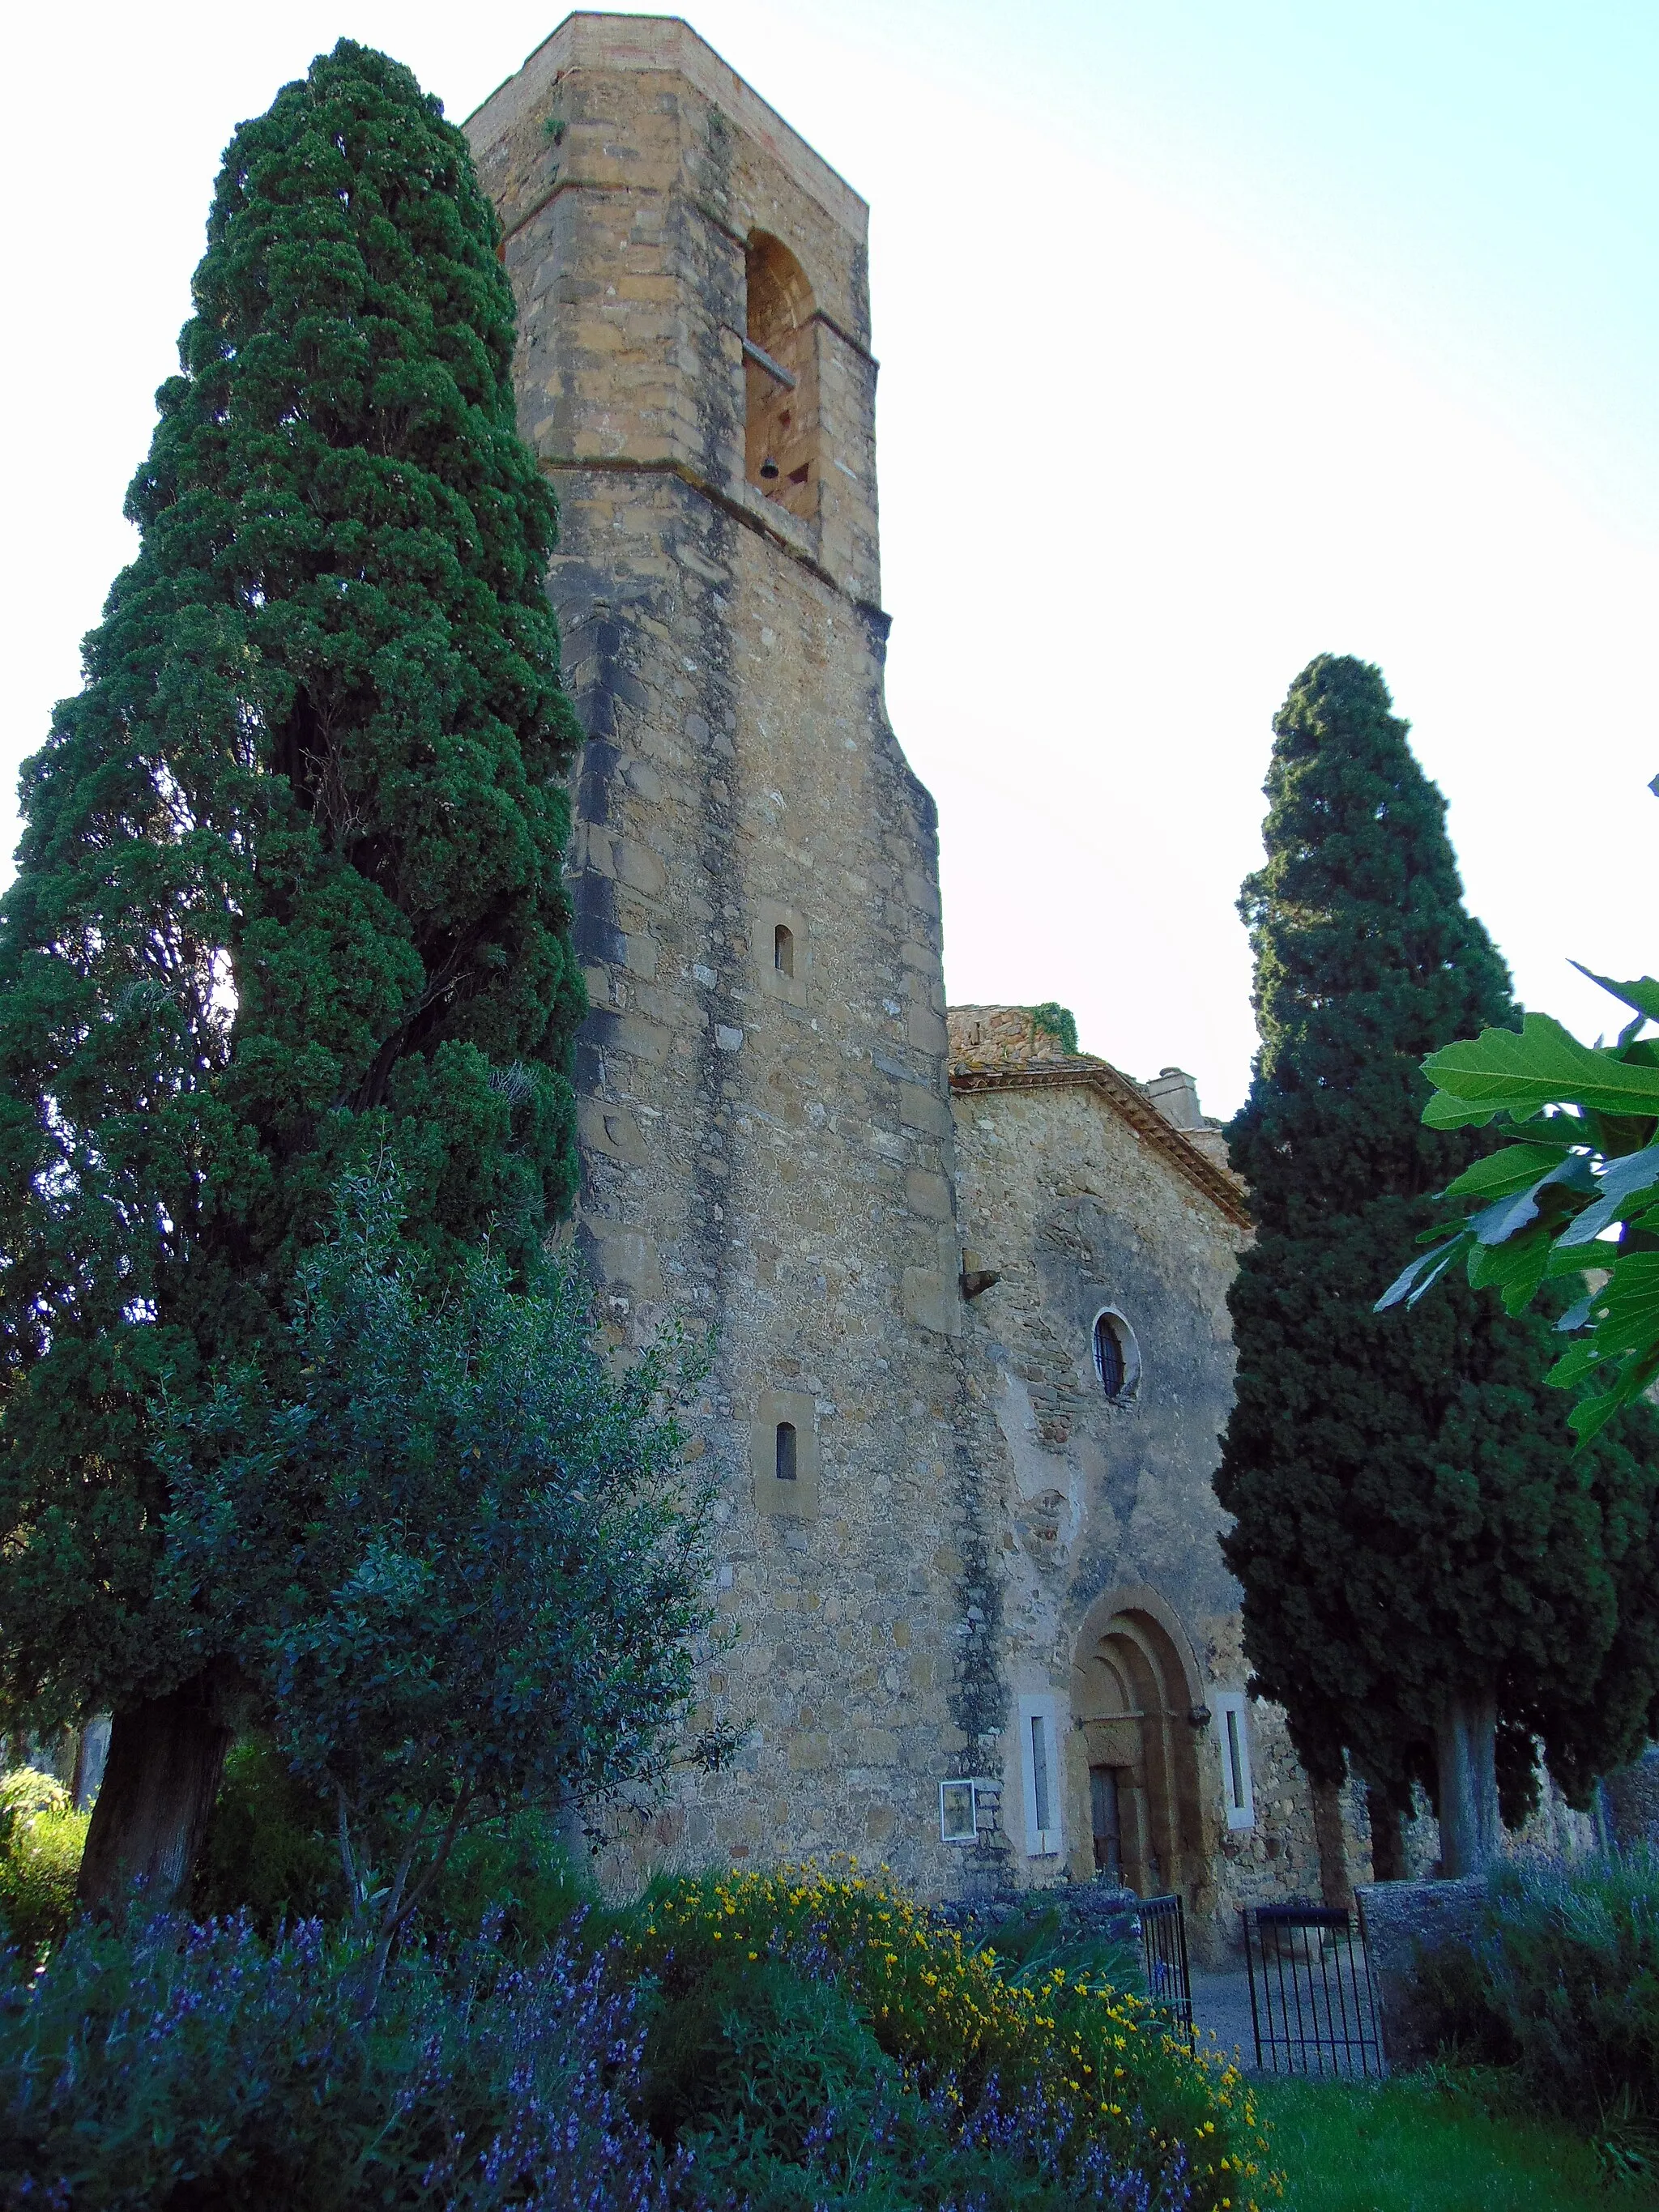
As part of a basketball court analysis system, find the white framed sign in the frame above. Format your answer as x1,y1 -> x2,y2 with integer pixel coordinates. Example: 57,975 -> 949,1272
940,1778 -> 978,1843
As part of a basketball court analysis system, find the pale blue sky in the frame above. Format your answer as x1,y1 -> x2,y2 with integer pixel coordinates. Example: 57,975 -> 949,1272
972,0 -> 1659,535
5,4 -> 1655,1115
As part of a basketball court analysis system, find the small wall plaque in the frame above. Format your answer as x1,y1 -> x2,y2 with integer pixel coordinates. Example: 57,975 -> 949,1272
940,1778 -> 978,1843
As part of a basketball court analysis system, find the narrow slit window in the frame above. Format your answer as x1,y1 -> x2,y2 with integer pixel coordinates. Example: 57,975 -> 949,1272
1030,1714 -> 1051,1834
774,923 -> 794,976
1019,1695 -> 1062,1854
774,1421 -> 797,1482
1215,1690 -> 1255,1829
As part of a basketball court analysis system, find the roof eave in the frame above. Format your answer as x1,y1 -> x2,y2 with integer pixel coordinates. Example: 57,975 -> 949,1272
949,1059 -> 1252,1231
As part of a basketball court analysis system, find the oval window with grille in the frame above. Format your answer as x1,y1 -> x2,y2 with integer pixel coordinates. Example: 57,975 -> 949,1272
1091,1311 -> 1141,1403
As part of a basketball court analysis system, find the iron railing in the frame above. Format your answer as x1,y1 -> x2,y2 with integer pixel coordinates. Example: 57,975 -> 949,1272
1241,1903 -> 1384,2078
1138,1892 -> 1193,2044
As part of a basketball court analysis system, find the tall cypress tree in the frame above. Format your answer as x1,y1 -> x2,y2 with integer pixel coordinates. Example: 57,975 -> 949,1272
0,43 -> 585,1903
1216,654 -> 1659,1875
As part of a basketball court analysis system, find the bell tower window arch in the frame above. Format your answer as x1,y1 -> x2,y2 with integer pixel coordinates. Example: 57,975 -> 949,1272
744,232 -> 819,520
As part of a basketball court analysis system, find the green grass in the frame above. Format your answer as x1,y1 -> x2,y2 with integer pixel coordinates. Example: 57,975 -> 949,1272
1256,2072 -> 1657,2212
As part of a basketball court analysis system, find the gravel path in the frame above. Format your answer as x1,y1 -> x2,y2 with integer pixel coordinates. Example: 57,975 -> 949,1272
1190,1970 -> 1261,2073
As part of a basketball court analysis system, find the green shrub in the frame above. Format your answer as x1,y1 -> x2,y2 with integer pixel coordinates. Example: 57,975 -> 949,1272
1030,1002 -> 1080,1055
162,1162 -> 712,1988
424,1809 -> 591,1950
194,1738 -> 343,1929
196,1737 -> 589,1948
0,1853 -> 1268,2207
0,1766 -> 87,1957
964,1894 -> 1147,1997
1412,1936 -> 1520,2069
1416,1848 -> 1659,2129
627,1866 -> 1274,2211
643,1943 -> 1169,2212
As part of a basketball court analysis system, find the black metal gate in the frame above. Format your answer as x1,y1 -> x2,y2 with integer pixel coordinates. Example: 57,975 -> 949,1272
1241,1903 -> 1384,2078
1138,1892 -> 1193,2043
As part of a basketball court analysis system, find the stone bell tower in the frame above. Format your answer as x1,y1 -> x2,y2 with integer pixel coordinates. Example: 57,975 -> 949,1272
467,16 -> 987,1892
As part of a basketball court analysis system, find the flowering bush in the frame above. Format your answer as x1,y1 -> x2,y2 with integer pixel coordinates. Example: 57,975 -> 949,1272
0,1908 -> 672,2210
0,1863 -> 1277,2209
0,1768 -> 87,1962
629,1866 -> 1278,2212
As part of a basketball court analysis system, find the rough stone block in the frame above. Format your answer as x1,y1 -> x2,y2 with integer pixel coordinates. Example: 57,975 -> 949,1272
900,1083 -> 953,1138
904,1169 -> 953,1221
1355,1878 -> 1486,2069
902,870 -> 941,919
1604,1749 -> 1659,1844
578,1098 -> 650,1164
585,1222 -> 663,1297
616,837 -> 667,895
901,1267 -> 963,1338
612,1013 -> 672,1064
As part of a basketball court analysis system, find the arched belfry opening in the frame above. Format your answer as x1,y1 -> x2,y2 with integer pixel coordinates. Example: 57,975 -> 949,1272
744,232 -> 819,519
1072,1588 -> 1206,1904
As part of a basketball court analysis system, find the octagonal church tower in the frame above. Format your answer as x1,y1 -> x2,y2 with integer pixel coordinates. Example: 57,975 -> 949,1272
467,16 -> 987,1894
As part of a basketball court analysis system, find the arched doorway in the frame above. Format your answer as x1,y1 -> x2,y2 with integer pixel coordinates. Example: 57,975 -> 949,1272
1071,1585 -> 1206,1903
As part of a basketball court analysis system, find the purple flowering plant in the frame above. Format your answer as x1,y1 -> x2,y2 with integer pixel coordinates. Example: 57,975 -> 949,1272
0,1904 -> 675,2210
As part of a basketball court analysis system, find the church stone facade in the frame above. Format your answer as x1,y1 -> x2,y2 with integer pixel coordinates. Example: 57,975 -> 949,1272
466,13 -> 1371,1961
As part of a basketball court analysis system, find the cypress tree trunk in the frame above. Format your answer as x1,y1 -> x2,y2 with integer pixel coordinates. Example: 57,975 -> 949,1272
1311,1775 -> 1354,1908
75,1673 -> 236,1915
1366,1787 -> 1408,1881
1434,1690 -> 1499,1877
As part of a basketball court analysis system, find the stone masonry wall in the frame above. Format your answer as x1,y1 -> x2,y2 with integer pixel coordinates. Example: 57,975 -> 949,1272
467,16 -> 985,1900
460,18 -> 1592,1937
947,1022 -> 1371,1960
